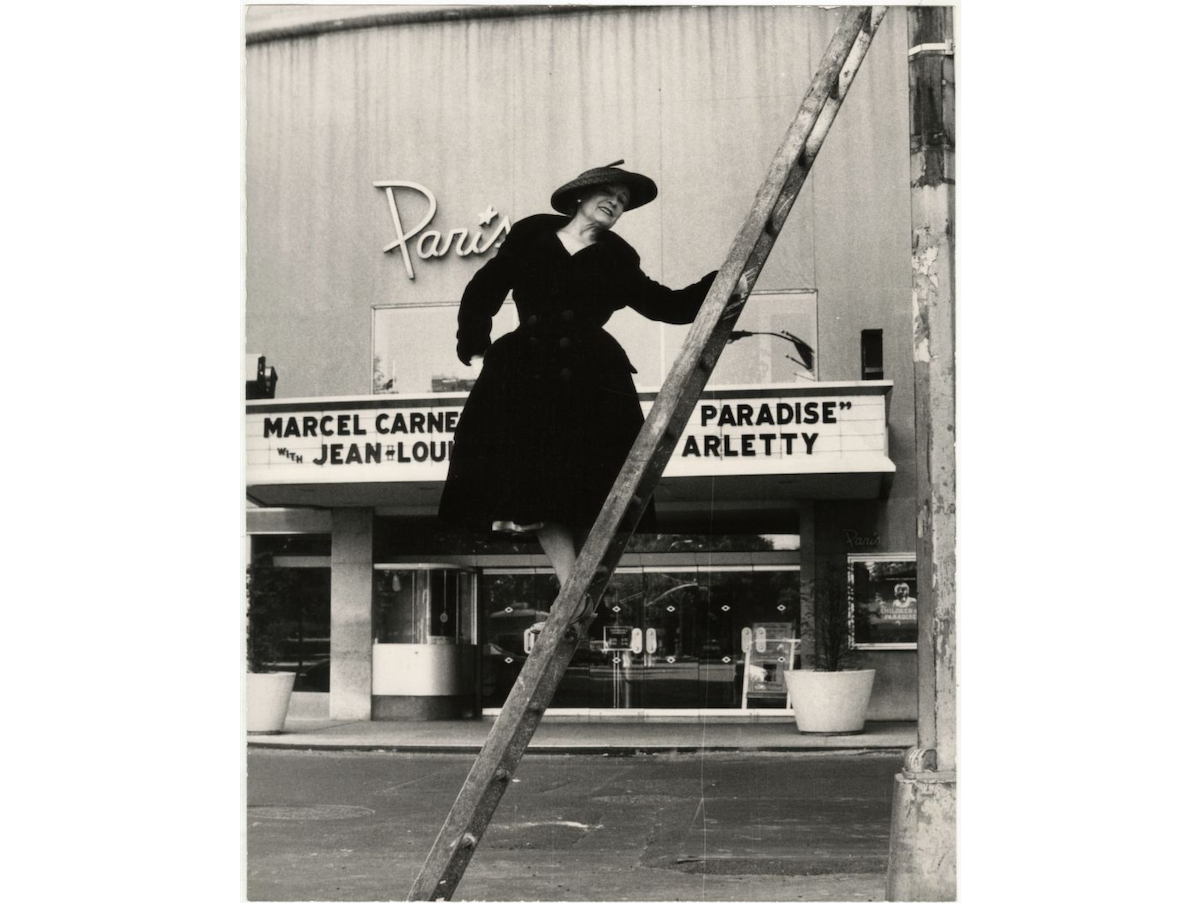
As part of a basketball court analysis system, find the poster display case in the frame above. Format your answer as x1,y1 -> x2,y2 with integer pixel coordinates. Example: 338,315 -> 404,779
848,554 -> 918,649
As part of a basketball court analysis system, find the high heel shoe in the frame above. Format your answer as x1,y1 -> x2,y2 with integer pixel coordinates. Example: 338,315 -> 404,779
490,519 -> 546,535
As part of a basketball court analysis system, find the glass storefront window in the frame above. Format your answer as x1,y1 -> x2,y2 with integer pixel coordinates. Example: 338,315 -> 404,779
624,532 -> 799,553
374,517 -> 560,556
374,568 -> 476,644
245,551 -> 331,691
478,571 -> 557,707
251,534 -> 332,557
605,290 -> 818,389
479,565 -> 801,711
373,303 -> 519,394
711,290 -> 819,387
372,291 -> 817,396
375,570 -> 421,643
374,517 -> 800,558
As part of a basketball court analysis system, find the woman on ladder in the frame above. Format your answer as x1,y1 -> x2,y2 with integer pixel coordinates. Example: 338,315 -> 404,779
439,161 -> 717,586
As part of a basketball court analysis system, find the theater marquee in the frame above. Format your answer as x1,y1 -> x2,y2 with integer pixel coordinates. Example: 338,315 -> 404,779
246,383 -> 894,504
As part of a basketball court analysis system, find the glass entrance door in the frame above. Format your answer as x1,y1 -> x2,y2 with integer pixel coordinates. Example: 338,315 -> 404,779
583,569 -> 712,709
588,570 -> 645,709
627,569 -> 705,708
479,564 -> 802,712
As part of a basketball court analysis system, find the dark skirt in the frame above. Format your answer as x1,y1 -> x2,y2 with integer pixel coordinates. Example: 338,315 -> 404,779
438,329 -> 656,537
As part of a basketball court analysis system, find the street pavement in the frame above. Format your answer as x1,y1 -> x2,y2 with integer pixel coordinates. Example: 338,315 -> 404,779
247,748 -> 900,901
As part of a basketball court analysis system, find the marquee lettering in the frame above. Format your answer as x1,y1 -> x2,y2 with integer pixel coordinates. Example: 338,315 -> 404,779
698,400 -> 850,428
680,431 -> 819,458
374,181 -> 511,280
313,440 -> 453,466
255,393 -> 877,473
670,400 -> 862,460
261,407 -> 460,468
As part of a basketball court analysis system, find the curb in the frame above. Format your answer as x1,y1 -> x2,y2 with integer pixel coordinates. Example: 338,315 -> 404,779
247,742 -> 912,755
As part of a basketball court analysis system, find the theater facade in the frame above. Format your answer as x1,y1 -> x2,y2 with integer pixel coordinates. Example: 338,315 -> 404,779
245,4 -> 922,723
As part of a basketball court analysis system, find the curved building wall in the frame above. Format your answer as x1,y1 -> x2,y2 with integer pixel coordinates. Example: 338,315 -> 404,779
245,5 -> 911,400
245,5 -> 923,721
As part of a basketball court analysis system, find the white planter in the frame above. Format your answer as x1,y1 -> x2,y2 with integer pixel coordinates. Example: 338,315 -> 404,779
784,669 -> 876,734
246,671 -> 296,734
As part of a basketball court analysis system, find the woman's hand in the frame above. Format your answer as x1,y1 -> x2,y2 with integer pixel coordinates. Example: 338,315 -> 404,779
457,341 -> 488,366
736,267 -> 760,300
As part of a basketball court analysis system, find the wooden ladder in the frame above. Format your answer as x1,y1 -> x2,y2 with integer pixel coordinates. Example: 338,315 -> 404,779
409,7 -> 888,899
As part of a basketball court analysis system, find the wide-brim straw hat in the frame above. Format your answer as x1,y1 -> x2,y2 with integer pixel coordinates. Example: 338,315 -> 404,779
550,160 -> 658,215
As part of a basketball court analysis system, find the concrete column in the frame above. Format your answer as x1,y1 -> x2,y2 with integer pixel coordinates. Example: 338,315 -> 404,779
887,763 -> 957,900
887,7 -> 956,900
329,508 -> 374,721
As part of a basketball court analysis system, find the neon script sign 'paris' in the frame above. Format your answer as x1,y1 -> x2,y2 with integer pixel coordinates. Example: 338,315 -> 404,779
375,181 -> 511,280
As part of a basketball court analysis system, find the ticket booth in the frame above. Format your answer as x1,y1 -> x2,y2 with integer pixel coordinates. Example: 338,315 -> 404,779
372,566 -> 477,720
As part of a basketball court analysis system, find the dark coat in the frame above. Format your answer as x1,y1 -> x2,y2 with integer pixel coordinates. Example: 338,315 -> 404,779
438,213 -> 716,535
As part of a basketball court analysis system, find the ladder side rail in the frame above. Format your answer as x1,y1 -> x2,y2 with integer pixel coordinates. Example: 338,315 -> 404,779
409,608 -> 596,900
574,5 -> 889,593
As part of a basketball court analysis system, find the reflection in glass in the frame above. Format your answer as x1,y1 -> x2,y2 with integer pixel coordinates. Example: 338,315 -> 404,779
373,302 -> 519,394
479,572 -> 556,708
374,518 -> 799,557
375,570 -> 421,643
374,569 -> 474,644
604,291 -> 818,389
246,557 -> 332,691
624,533 -> 796,553
478,566 -> 802,711
713,291 -> 818,386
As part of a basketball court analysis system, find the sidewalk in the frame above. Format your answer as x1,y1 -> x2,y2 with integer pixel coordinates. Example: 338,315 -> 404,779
248,716 -> 916,753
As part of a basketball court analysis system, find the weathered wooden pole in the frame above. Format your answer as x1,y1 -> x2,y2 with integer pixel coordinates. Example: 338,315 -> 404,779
886,5 -> 956,901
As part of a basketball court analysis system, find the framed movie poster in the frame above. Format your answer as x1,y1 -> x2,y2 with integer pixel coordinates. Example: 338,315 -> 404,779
848,554 -> 918,649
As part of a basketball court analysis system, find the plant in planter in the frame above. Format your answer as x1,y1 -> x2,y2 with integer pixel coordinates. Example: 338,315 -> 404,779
246,552 -> 298,733
784,563 -> 876,733
805,564 -> 860,672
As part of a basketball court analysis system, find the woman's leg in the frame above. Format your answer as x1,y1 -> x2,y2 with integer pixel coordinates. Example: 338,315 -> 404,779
537,522 -> 578,585
538,523 -> 603,629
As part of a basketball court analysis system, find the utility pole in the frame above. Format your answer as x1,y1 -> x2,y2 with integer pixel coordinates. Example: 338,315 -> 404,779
886,5 -> 956,900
